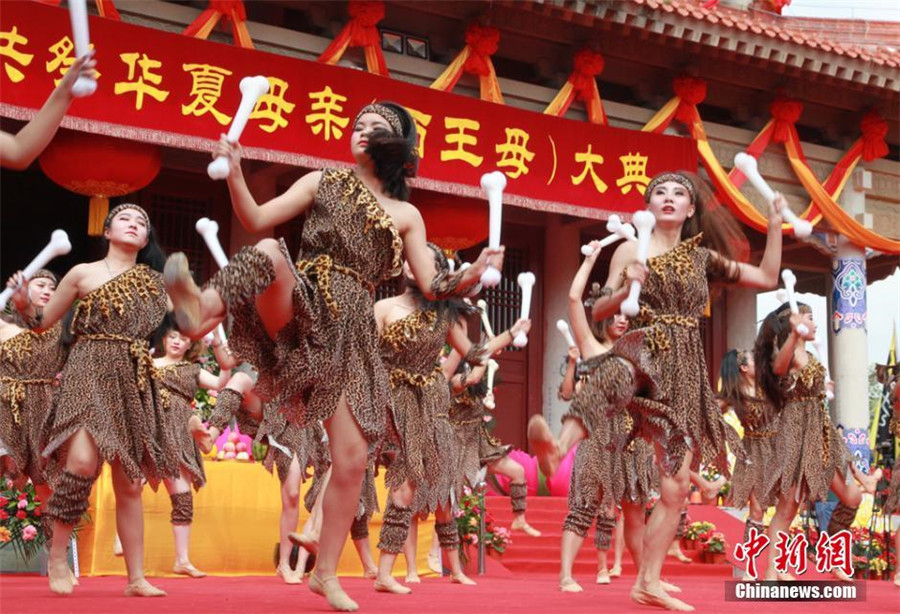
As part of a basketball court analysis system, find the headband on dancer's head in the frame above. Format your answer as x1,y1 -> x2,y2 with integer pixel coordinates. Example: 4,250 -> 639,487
354,103 -> 404,136
30,268 -> 58,285
104,203 -> 151,229
644,172 -> 696,204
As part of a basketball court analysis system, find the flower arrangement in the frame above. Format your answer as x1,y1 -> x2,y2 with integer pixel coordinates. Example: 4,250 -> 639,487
454,487 -> 512,565
191,341 -> 222,423
0,478 -> 46,560
700,531 -> 727,554
850,526 -> 895,578
684,520 -> 716,542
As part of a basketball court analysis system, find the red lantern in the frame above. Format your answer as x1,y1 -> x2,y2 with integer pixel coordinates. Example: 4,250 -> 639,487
39,130 -> 161,235
415,192 -> 488,252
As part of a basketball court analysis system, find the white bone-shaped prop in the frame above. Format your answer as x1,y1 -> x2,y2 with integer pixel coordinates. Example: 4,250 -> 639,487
208,76 -> 270,180
195,218 -> 229,269
581,215 -> 638,256
68,0 -> 96,97
780,269 -> 809,336
484,359 -> 499,409
733,153 -> 813,238
480,171 -> 507,287
811,338 -> 835,401
195,218 -> 229,340
459,262 -> 471,272
0,230 -> 72,311
476,299 -> 496,338
620,210 -> 656,317
513,272 -> 536,347
775,289 -> 788,304
447,259 -> 456,274
556,319 -> 576,349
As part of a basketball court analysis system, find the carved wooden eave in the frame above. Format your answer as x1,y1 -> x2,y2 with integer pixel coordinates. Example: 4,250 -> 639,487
517,0 -> 900,92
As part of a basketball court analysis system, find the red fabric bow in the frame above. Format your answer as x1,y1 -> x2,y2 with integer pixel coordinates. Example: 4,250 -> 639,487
859,111 -> 889,162
463,24 -> 500,76
347,1 -> 384,47
571,48 -> 605,101
769,97 -> 803,143
673,76 -> 706,124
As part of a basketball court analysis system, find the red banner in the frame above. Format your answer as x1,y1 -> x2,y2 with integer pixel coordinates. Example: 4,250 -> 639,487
0,3 -> 696,218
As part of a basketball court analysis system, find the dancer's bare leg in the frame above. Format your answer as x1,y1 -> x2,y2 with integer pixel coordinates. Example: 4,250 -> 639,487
849,464 -> 882,495
277,456 -> 304,584
435,503 -> 475,585
690,470 -> 726,502
402,515 -> 420,583
828,471 -> 862,581
763,487 -> 799,581
427,527 -> 441,574
164,470 -> 205,578
47,429 -> 98,595
528,415 -> 587,477
375,482 -> 415,595
353,532 -> 378,580
490,457 -> 540,536
611,513 -> 625,576
632,448 -> 694,611
111,461 -> 165,597
559,530 -> 586,592
621,502 -> 645,569
894,528 -> 900,587
308,397 -> 367,611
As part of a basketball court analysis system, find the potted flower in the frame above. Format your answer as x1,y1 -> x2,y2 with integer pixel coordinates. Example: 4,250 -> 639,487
0,478 -> 47,570
699,531 -> 727,564
454,487 -> 512,568
682,520 -> 715,551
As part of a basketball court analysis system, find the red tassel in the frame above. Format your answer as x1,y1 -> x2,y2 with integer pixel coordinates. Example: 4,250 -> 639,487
859,111 -> 889,162
769,97 -> 803,143
673,75 -> 706,124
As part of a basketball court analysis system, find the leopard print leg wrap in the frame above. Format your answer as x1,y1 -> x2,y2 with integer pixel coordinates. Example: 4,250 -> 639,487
376,501 -> 413,554
562,505 -> 595,538
208,388 -> 245,432
594,511 -> 616,550
826,502 -> 858,535
170,491 -> 194,525
435,521 -> 460,551
744,518 -> 765,543
204,246 -> 275,309
350,515 -> 369,541
47,470 -> 95,526
509,482 -> 528,514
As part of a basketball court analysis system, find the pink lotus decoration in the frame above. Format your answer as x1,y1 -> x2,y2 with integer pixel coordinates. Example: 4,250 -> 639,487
487,443 -> 579,497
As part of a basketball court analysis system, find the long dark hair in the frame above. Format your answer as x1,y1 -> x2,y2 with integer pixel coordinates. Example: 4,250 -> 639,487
365,102 -> 418,201
754,301 -> 809,411
719,348 -> 749,418
102,203 -> 166,272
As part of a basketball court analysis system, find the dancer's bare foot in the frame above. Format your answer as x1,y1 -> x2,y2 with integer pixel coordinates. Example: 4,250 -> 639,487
374,576 -> 412,594
164,253 -> 204,337
667,542 -> 692,563
276,562 -> 303,585
405,572 -> 420,583
631,581 -> 694,611
609,564 -> 622,578
510,516 -> 542,537
661,580 -> 681,593
596,569 -> 611,584
893,571 -> 900,587
528,415 -> 561,476
451,573 -> 476,585
173,562 -> 207,578
856,468 -> 882,495
702,476 -> 727,501
364,568 -> 377,580
427,551 -> 442,574
48,557 -> 74,595
288,532 -> 319,555
124,578 -> 167,597
831,567 -> 853,582
310,574 -> 358,611
560,577 -> 583,592
777,572 -> 795,581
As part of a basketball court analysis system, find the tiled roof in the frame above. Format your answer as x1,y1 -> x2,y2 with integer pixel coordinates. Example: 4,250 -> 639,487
630,0 -> 900,68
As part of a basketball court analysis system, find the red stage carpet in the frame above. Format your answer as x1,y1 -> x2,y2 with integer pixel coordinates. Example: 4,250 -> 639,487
2,498 -> 896,613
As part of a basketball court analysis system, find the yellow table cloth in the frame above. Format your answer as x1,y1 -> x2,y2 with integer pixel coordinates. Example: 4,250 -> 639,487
76,461 -> 434,577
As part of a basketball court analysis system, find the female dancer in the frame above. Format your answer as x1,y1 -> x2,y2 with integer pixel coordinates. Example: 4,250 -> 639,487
557,250 -> 655,593
531,172 -> 787,610
11,204 -> 170,596
446,350 -> 541,538
0,54 -> 96,169
150,320 -> 236,578
373,246 -> 529,594
165,102 -> 502,611
883,372 -> 900,586
754,303 -> 878,581
718,348 -> 777,578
